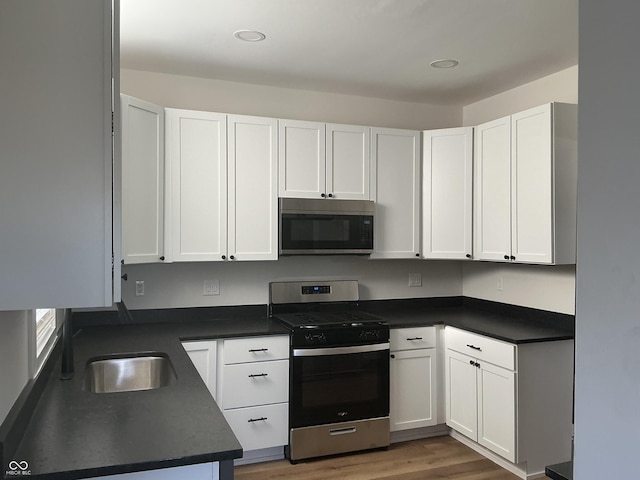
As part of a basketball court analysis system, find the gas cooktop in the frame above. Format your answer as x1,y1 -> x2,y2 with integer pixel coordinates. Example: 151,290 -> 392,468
274,310 -> 383,329
269,280 -> 384,329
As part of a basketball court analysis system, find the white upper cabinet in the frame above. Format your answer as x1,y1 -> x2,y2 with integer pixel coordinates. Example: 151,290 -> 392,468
279,120 -> 370,200
278,120 -> 326,198
0,0 -> 115,309
326,124 -> 370,200
165,109 -> 228,262
228,115 -> 278,261
121,95 -> 165,265
422,127 -> 474,260
474,103 -> 577,264
370,128 -> 421,259
474,116 -> 512,262
164,110 -> 278,263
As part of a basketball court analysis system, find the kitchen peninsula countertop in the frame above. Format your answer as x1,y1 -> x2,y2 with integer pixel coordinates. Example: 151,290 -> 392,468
7,315 -> 288,479
4,298 -> 573,479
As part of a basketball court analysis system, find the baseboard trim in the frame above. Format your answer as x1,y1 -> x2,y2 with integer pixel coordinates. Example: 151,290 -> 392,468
234,446 -> 285,466
391,424 -> 449,444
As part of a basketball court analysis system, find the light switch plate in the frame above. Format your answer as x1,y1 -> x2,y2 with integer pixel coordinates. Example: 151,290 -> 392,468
408,273 -> 422,287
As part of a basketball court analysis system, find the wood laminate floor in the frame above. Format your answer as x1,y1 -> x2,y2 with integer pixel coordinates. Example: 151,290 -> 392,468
235,436 -> 554,480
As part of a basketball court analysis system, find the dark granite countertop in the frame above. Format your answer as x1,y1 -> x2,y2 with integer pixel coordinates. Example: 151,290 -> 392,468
5,314 -> 288,480
361,297 -> 574,344
546,460 -> 573,480
3,298 -> 573,479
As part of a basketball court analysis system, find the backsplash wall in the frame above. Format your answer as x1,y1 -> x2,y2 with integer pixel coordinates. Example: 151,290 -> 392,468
121,258 -> 462,310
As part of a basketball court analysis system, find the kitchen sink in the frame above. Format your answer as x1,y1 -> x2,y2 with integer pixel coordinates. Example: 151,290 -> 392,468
82,353 -> 177,393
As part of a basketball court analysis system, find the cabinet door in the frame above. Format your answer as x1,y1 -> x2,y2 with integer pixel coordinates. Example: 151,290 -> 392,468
182,340 -> 218,401
390,349 -> 437,431
477,360 -> 516,462
422,127 -> 473,260
511,104 -> 553,264
278,119 -> 325,199
121,95 -> 165,264
0,0 -> 114,309
165,109 -> 227,262
445,349 -> 478,441
474,116 -> 512,261
370,128 -> 421,258
326,124 -> 370,200
228,115 -> 278,261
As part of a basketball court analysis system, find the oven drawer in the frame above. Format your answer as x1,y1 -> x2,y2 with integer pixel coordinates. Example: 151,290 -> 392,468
223,403 -> 288,451
223,335 -> 289,364
390,326 -> 437,351
222,360 -> 289,409
445,326 -> 515,371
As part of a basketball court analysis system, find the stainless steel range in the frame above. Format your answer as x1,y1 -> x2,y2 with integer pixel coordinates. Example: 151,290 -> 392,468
269,280 -> 390,463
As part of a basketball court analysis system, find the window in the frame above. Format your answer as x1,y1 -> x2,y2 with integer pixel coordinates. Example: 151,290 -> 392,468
30,308 -> 60,377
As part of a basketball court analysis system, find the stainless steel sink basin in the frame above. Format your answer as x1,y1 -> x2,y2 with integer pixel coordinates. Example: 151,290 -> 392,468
82,353 -> 177,393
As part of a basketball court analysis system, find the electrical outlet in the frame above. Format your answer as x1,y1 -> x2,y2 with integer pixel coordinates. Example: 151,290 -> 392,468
408,273 -> 422,287
203,279 -> 220,296
135,280 -> 144,296
497,277 -> 504,291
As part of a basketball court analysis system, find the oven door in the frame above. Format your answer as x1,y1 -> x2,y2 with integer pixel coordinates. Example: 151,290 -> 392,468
290,343 -> 390,428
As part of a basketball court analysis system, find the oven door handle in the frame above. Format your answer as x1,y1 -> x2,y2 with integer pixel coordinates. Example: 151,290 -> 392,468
293,342 -> 389,357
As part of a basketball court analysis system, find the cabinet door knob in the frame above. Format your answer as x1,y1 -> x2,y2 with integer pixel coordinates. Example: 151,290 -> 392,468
222,255 -> 226,260
230,255 -> 235,260
327,193 -> 334,198
469,360 -> 475,366
465,254 -> 472,259
415,253 -> 420,257
510,255 -> 516,260
390,354 -> 395,359
475,362 -> 481,368
121,273 -> 128,281
321,193 -> 326,198
159,256 -> 165,261
504,255 -> 510,260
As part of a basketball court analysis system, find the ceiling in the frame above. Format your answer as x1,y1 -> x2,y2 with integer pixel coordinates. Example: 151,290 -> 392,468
119,0 -> 578,106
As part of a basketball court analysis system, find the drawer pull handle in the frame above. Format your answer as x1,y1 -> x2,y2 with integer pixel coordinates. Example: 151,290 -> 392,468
249,348 -> 269,353
248,373 -> 269,378
248,417 -> 268,423
329,427 -> 357,436
406,337 -> 423,341
467,344 -> 482,351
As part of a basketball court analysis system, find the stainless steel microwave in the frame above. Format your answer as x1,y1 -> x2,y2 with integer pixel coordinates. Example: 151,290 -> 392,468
279,198 -> 375,255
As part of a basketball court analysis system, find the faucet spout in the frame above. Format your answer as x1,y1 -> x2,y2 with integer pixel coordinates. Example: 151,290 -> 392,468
60,308 -> 74,380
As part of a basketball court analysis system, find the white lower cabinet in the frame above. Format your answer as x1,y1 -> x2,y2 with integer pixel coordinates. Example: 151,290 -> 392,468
445,326 -> 574,477
182,340 -> 218,401
220,335 -> 289,462
389,327 -> 438,432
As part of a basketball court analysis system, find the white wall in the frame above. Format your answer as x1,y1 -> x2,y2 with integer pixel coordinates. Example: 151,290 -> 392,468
121,69 -> 461,130
574,2 -> 640,478
0,311 -> 29,424
122,258 -> 462,310
461,65 -> 578,314
463,65 -> 578,126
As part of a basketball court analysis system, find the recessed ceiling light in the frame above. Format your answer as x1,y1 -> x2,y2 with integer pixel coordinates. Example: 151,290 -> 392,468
430,59 -> 459,69
233,30 -> 266,42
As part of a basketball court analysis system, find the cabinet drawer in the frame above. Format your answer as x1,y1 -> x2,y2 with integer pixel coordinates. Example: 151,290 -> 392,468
224,403 -> 288,452
390,326 -> 436,351
445,327 -> 515,371
222,360 -> 289,409
223,335 -> 289,364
